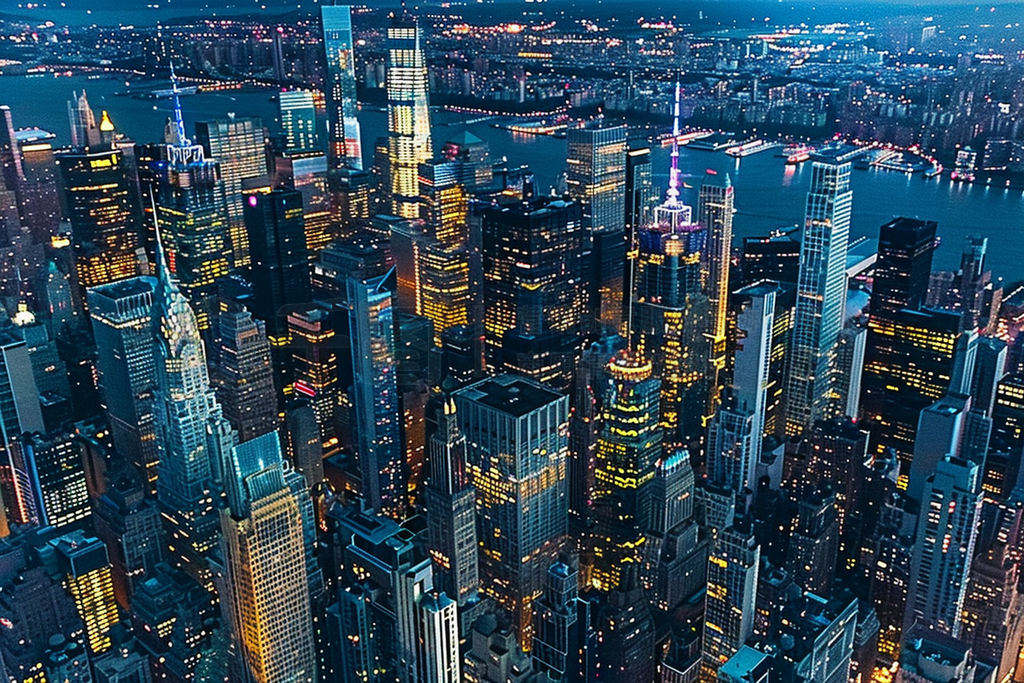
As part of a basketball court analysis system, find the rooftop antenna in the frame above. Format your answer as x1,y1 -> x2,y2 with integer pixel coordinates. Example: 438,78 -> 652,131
169,61 -> 188,148
666,77 -> 682,207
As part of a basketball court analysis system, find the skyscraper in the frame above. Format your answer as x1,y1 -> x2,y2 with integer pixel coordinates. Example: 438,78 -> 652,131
701,518 -> 760,678
347,271 -> 405,519
220,433 -> 317,683
873,217 -> 938,315
424,398 -> 479,608
732,282 -> 776,445
20,431 -> 90,530
195,115 -> 268,267
591,352 -> 662,591
279,91 -> 319,154
0,326 -> 45,526
699,170 -> 735,406
386,13 -> 432,218
321,5 -> 363,170
209,302 -> 278,442
566,121 -> 627,328
706,394 -> 757,492
55,146 -> 141,293
243,188 -> 311,389
455,375 -> 569,643
786,155 -> 853,433
145,71 -> 232,306
152,230 -> 234,583
905,456 -> 982,637
51,532 -> 119,655
87,276 -> 159,487
625,146 -> 655,234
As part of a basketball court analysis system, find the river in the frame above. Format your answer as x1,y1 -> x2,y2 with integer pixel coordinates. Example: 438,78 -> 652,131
2,71 -> 1022,278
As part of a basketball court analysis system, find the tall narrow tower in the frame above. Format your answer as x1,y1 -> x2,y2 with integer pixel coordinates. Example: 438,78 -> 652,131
321,5 -> 363,170
699,170 -> 734,408
386,13 -> 432,218
785,155 -> 853,433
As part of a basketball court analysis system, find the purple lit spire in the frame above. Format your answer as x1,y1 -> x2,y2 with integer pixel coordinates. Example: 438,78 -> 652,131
666,79 -> 682,207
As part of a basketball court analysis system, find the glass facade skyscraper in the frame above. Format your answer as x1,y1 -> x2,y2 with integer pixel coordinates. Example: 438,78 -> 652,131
785,156 -> 853,433
386,13 -> 432,218
321,5 -> 363,170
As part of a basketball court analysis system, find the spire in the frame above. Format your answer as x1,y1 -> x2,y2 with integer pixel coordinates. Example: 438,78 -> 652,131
666,79 -> 682,207
169,62 -> 189,148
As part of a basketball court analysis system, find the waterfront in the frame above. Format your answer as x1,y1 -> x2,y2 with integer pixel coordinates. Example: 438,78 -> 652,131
2,71 -> 1021,277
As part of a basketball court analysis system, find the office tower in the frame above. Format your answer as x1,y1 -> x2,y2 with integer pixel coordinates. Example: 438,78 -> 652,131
625,146 -> 655,234
905,456 -> 982,637
209,302 -> 278,442
645,450 -> 708,612
455,375 -> 569,642
42,637 -> 91,683
279,91 -> 319,154
701,518 -> 760,678
20,431 -> 90,529
834,321 -> 867,418
590,583 -> 656,683
419,157 -> 470,248
288,305 -> 340,449
321,5 -> 362,170
740,229 -> 801,286
733,283 -> 775,441
970,337 -> 1006,416
424,399 -> 478,607
0,327 -> 45,526
87,277 -> 159,487
896,626 -> 979,683
386,13 -> 432,218
220,433 -> 317,683
862,308 -> 966,474
282,397 -> 323,488
874,218 -> 938,315
51,532 -> 119,655
92,466 -> 163,608
566,121 -> 626,327
786,488 -> 839,597
55,146 -> 141,293
804,418 -> 869,534
706,394 -> 757,492
439,130 -> 492,191
330,506 -> 460,683
954,235 -> 990,329
786,156 -> 853,433
145,78 -> 232,306
532,561 -> 593,683
195,115 -> 268,267
152,235 -> 233,583
699,170 -> 735,398
590,352 -> 662,591
347,272 -> 405,519
991,373 -> 1024,451
905,394 -> 971,505
243,188 -> 311,384
481,197 -> 586,390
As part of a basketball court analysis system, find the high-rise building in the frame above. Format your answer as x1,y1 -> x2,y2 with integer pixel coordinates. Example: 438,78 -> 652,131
699,170 -> 735,403
905,456 -> 982,637
321,5 -> 362,170
152,233 -> 234,584
87,277 -> 159,487
991,373 -> 1024,452
532,560 -> 594,683
834,321 -> 867,418
785,488 -> 839,597
625,146 -> 655,234
701,518 -> 760,678
739,229 -> 801,287
20,431 -> 90,529
862,308 -> 966,474
195,115 -> 268,267
873,218 -> 938,315
144,75 -> 232,307
347,271 -> 405,519
732,282 -> 775,445
55,146 -> 141,293
455,375 -> 569,643
279,91 -> 319,155
591,352 -> 662,591
220,433 -> 317,683
895,626 -> 978,683
418,158 -> 470,249
706,394 -> 758,493
288,305 -> 341,449
329,506 -> 461,683
786,156 -> 853,433
51,531 -> 119,655
566,121 -> 626,328
0,326 -> 45,526
424,398 -> 478,608
243,188 -> 311,389
68,90 -> 100,150
386,13 -> 432,218
209,302 -> 278,442
481,197 -> 586,390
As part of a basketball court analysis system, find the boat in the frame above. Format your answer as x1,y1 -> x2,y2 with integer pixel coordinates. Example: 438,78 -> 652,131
924,164 -> 943,179
725,139 -> 781,157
